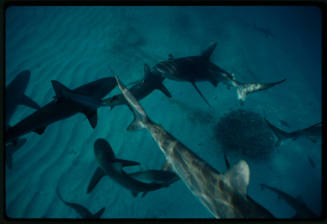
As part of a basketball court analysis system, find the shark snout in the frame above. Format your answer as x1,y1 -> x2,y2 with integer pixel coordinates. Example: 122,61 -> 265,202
94,138 -> 115,162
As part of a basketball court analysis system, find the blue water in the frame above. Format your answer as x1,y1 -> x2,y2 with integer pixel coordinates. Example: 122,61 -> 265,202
5,6 -> 322,218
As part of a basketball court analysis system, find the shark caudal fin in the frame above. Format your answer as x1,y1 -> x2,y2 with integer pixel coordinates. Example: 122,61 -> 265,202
234,79 -> 286,103
264,118 -> 291,146
115,76 -> 151,131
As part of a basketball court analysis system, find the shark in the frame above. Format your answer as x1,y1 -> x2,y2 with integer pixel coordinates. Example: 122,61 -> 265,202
152,42 -> 286,106
5,77 -> 117,142
264,118 -> 322,146
114,76 -> 274,218
5,70 -> 41,128
260,184 -> 318,218
102,64 -> 171,109
56,184 -> 105,219
88,138 -> 177,197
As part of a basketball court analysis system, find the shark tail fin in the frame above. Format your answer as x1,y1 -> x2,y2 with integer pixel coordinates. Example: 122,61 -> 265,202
51,80 -> 71,100
235,79 -> 286,103
93,207 -> 105,219
115,77 -> 150,131
264,118 -> 290,146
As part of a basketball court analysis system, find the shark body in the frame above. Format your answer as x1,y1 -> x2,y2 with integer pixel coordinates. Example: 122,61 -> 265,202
115,76 -> 274,218
102,64 -> 171,109
88,138 -> 177,197
261,184 -> 318,218
264,118 -> 321,146
5,77 -> 117,142
152,42 -> 285,106
56,184 -> 105,219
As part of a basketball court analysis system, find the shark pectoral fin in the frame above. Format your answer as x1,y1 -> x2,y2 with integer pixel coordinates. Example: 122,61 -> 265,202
157,84 -> 172,98
131,191 -> 139,197
87,167 -> 105,194
191,82 -> 212,107
21,94 -> 41,110
126,104 -> 143,131
84,110 -> 98,129
201,42 -> 217,60
33,127 -> 46,135
114,159 -> 140,167
224,160 -> 250,196
161,160 -> 173,171
93,207 -> 105,219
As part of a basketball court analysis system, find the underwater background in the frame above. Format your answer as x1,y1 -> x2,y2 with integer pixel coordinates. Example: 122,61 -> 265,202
5,6 -> 321,218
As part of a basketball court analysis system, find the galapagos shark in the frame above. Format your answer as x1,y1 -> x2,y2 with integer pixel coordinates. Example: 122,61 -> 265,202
260,184 -> 318,218
56,184 -> 105,219
152,42 -> 286,106
114,76 -> 274,218
5,77 -> 117,142
264,118 -> 321,146
88,138 -> 176,197
5,70 -> 40,128
102,64 -> 171,109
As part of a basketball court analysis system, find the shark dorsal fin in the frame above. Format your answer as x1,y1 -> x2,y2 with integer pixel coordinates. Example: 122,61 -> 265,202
201,42 -> 217,60
224,160 -> 250,195
51,80 -> 71,99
